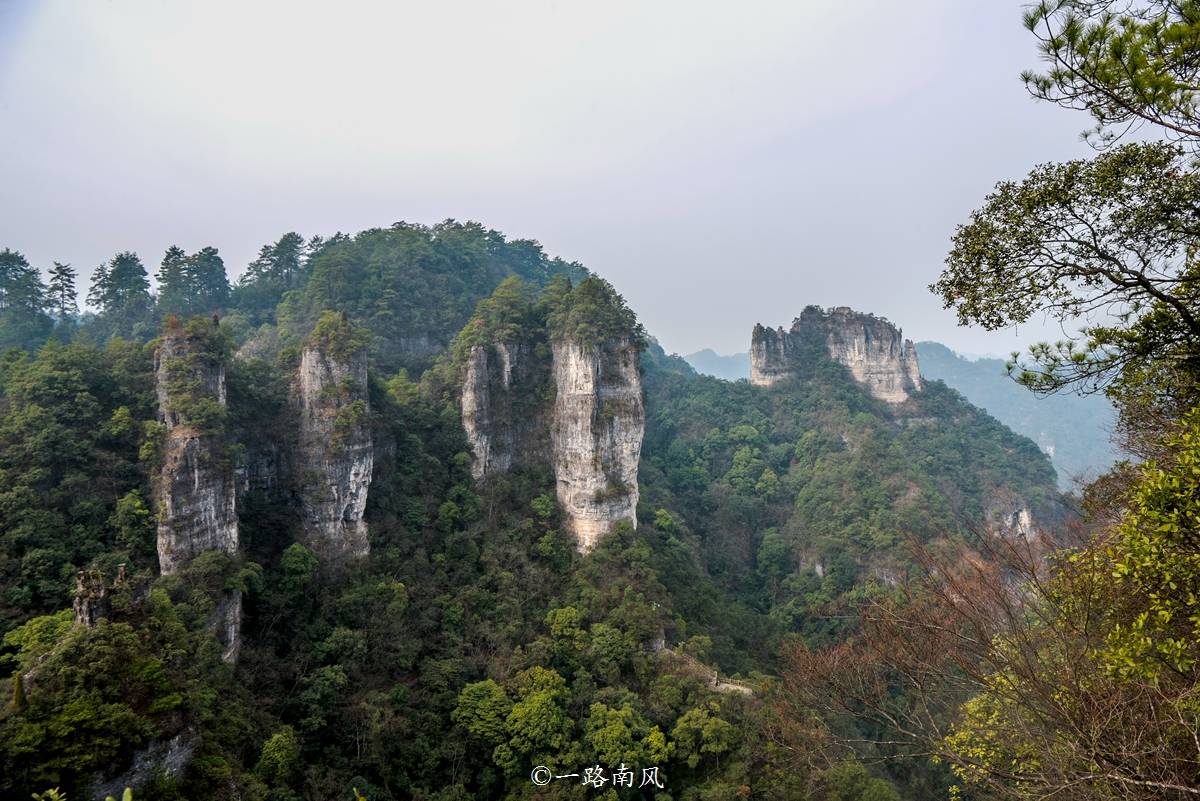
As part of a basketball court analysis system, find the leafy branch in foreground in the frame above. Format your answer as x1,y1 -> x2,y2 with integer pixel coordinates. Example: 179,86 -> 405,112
933,140 -> 1200,453
1023,1 -> 1200,148
781,409 -> 1200,800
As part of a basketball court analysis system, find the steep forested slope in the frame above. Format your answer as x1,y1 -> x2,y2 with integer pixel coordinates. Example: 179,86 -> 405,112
0,223 -> 1065,801
642,336 -> 1064,663
915,342 -> 1118,487
682,342 -> 1119,490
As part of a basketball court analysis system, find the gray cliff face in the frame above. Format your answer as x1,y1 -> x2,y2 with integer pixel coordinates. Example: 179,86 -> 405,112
750,306 -> 923,403
293,343 -> 373,564
91,730 -> 198,801
211,591 -> 242,663
236,444 -> 281,497
819,307 -> 923,403
461,336 -> 645,553
154,330 -> 238,573
461,341 -> 549,480
749,325 -> 791,386
551,338 -> 644,553
985,495 -> 1037,543
72,569 -> 108,628
153,326 -> 240,663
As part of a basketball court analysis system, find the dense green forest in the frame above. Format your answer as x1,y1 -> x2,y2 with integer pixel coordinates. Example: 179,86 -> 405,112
5,3 -> 1200,801
913,342 -> 1117,488
0,209 -> 1066,801
681,344 -> 1119,489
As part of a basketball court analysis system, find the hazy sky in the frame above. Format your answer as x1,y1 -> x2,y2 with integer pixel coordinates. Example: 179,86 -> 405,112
0,0 -> 1097,357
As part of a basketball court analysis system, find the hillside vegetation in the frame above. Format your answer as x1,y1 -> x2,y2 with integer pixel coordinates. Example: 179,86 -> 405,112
0,220 -> 1064,801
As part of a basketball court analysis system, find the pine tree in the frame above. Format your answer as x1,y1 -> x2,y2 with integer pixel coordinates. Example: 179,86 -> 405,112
241,232 -> 305,289
155,245 -> 190,317
274,232 -> 305,287
88,251 -> 152,337
93,252 -> 150,313
155,246 -> 229,318
46,262 -> 77,318
304,234 -> 325,267
189,246 -> 230,312
233,232 -> 309,322
0,248 -> 52,350
0,249 -> 44,311
86,260 -> 110,310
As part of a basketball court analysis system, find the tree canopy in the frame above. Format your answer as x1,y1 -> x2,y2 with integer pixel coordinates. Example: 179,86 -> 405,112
0,249 -> 52,351
1023,1 -> 1200,147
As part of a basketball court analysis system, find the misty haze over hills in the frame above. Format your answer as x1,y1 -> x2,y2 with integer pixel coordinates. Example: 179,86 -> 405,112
684,341 -> 1120,488
682,348 -> 752,381
6,0 -> 1197,796
0,1 -> 1094,358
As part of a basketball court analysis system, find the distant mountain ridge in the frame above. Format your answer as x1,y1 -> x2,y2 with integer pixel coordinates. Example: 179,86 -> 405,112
914,342 -> 1118,488
683,348 -> 751,381
684,341 -> 1120,488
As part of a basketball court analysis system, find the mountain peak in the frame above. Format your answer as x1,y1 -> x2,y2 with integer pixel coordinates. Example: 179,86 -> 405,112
751,306 -> 922,402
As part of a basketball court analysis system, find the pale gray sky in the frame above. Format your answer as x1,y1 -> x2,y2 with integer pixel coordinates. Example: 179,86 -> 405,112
0,0 -> 1095,356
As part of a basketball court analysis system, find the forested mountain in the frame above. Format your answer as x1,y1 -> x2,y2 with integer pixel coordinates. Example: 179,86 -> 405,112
0,220 -> 1066,801
7,3 -> 1200,801
914,342 -> 1118,488
681,349 -> 751,382
683,342 -> 1120,490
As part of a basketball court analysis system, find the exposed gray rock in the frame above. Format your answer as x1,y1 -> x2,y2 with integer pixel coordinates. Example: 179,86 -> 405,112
986,497 -> 1037,542
750,306 -> 922,403
749,325 -> 792,386
212,590 -> 242,664
293,342 -> 373,564
460,335 -> 645,553
461,341 -> 549,480
72,569 -> 108,627
236,443 -> 281,497
153,323 -> 241,664
91,729 -> 198,801
551,338 -> 644,553
153,326 -> 239,574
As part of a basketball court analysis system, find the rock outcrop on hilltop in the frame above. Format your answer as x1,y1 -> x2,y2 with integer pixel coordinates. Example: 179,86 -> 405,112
749,324 -> 792,386
152,318 -> 241,662
461,340 -> 549,479
457,276 -> 645,553
550,337 -> 644,553
292,313 -> 373,565
751,306 -> 923,403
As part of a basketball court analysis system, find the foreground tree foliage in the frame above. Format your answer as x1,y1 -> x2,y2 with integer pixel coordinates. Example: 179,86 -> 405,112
775,3 -> 1200,800
934,140 -> 1200,458
1023,1 -> 1200,147
785,424 -> 1200,798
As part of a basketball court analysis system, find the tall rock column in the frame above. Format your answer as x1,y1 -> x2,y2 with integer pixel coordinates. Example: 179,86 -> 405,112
750,324 -> 793,386
551,338 -> 645,553
457,275 -> 646,553
293,314 -> 373,565
153,319 -> 240,662
461,340 -> 550,480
